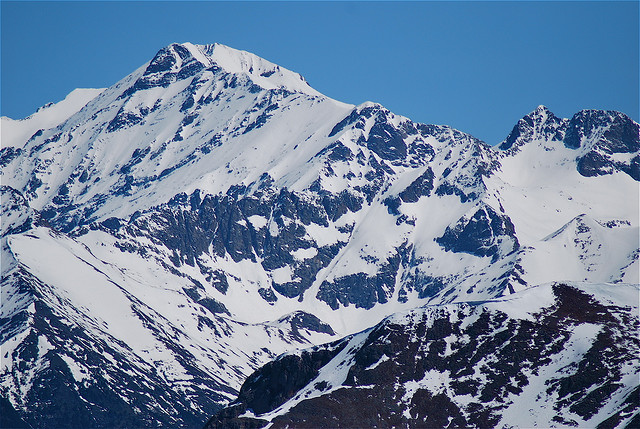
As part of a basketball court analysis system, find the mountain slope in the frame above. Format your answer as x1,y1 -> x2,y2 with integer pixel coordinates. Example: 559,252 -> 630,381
1,42 -> 638,428
0,43 -> 350,230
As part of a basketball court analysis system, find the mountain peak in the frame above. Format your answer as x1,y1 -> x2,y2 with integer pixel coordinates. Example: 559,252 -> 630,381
533,104 -> 552,115
499,105 -> 565,151
563,109 -> 639,153
141,42 -> 322,97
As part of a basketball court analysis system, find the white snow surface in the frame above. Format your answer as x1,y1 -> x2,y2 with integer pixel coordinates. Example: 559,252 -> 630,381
1,88 -> 105,149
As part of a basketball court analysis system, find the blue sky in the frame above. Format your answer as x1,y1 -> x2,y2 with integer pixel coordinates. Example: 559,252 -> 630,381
2,1 -> 638,144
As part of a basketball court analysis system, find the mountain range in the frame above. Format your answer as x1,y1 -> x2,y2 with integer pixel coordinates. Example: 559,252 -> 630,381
1,42 -> 638,428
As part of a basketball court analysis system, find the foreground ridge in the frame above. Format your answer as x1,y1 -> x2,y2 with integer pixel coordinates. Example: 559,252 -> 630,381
206,283 -> 640,428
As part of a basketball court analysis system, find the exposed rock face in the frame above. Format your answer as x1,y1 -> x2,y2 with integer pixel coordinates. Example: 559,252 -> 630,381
206,283 -> 640,429
436,204 -> 519,262
499,105 -> 566,152
1,186 -> 46,237
566,110 -> 640,180
1,268 -> 234,429
399,167 -> 435,202
0,396 -> 31,429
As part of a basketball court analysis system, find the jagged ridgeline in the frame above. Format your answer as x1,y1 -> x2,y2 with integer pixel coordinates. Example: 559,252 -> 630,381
1,43 -> 638,428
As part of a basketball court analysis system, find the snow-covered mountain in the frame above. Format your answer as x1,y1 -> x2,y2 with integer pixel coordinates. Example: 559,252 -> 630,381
1,42 -> 638,428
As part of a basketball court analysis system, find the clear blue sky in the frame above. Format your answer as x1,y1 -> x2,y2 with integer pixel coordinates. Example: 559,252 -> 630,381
2,1 -> 638,145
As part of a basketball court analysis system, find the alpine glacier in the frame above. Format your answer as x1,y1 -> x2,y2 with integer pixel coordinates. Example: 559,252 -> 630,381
1,42 -> 638,428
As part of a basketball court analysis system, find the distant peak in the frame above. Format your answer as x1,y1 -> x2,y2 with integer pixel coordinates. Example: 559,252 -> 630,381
563,108 -> 639,155
499,105 -> 565,151
527,105 -> 555,119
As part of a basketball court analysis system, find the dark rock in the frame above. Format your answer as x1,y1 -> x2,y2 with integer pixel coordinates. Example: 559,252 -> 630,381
399,167 -> 434,202
328,108 -> 360,137
199,267 -> 229,294
1,186 -> 47,237
435,182 -> 475,203
258,288 -> 277,303
119,44 -> 206,100
145,45 -> 179,74
623,155 -> 640,181
0,146 -> 23,169
3,278 -> 231,429
314,141 -> 354,163
100,217 -> 122,231
198,297 -> 230,316
577,151 -> 612,177
383,196 -> 401,216
0,396 -> 32,429
106,109 -> 145,133
231,344 -> 346,416
359,118 -> 408,162
280,311 -> 335,337
564,110 -> 639,180
320,190 -> 362,222
119,146 -> 151,175
317,251 -> 401,310
117,184 -> 351,302
436,205 -> 519,262
180,94 -> 196,112
205,404 -> 268,429
499,106 -> 566,152
595,386 -> 640,429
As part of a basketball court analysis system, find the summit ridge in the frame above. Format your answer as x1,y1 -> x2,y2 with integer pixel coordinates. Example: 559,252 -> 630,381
141,42 -> 322,97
